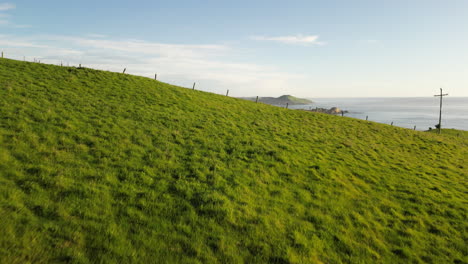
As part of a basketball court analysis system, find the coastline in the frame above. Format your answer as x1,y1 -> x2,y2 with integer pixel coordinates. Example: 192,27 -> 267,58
290,97 -> 468,131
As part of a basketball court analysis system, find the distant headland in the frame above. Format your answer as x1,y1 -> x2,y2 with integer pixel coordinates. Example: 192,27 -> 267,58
239,95 -> 313,105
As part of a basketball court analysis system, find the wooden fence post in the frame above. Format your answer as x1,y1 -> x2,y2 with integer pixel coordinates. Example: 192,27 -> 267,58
1,51 -> 3,58
255,96 -> 259,103
155,74 -> 157,80
123,68 -> 126,74
341,111 -> 344,117
226,89 -> 229,96
414,125 -> 416,130
366,115 -> 368,121
286,103 -> 289,109
434,88 -> 449,134
391,122 -> 393,126
193,82 -> 196,90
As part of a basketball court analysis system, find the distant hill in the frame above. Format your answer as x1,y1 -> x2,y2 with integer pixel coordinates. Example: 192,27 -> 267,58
0,58 -> 467,263
241,94 -> 313,105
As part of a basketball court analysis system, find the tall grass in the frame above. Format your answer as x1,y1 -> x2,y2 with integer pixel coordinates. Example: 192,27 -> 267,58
0,58 -> 467,263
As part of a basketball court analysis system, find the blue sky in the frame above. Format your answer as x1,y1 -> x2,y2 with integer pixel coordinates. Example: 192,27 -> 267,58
1,0 -> 467,97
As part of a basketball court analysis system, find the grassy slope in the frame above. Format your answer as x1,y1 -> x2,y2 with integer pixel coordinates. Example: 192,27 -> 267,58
0,58 -> 467,264
426,128 -> 468,139
242,95 -> 312,105
276,95 -> 313,105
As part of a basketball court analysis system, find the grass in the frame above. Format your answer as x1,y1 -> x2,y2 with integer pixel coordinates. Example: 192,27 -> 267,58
0,58 -> 467,263
426,128 -> 468,139
276,95 -> 313,104
243,95 -> 312,105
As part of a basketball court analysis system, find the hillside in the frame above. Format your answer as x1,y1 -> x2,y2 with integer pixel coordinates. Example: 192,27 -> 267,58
241,95 -> 313,105
426,128 -> 468,139
0,58 -> 467,264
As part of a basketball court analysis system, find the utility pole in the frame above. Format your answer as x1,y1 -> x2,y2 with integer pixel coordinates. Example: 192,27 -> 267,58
434,88 -> 448,134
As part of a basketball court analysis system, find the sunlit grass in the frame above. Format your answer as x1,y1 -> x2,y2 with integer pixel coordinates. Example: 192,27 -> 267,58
0,58 -> 467,263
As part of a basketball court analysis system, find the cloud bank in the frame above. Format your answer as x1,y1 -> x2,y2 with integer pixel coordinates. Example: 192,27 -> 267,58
0,3 -> 31,28
0,2 -> 14,24
0,3 -> 15,11
0,34 -> 306,96
252,34 -> 324,45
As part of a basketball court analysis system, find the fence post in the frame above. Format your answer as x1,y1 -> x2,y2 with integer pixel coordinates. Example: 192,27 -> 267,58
79,64 -> 82,68
123,68 -> 126,74
155,74 -> 157,80
366,115 -> 368,121
193,82 -> 196,90
414,125 -> 416,130
341,111 -> 344,117
226,89 -> 229,96
1,51 -> 3,58
255,96 -> 259,103
391,122 -> 393,126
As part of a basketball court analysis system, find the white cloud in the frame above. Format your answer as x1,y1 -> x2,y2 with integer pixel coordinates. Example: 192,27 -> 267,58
0,35 -> 49,48
252,34 -> 325,45
0,3 -> 29,28
86,34 -> 109,39
13,24 -> 31,28
64,37 -> 229,59
361,39 -> 379,44
0,34 -> 306,96
0,3 -> 15,11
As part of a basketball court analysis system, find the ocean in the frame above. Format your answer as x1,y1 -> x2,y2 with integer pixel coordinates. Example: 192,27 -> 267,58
290,97 -> 468,131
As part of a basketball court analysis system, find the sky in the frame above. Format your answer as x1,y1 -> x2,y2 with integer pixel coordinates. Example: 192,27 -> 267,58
0,0 -> 467,97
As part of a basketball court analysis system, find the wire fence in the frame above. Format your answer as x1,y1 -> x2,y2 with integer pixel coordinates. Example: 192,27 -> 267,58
0,51 -> 448,133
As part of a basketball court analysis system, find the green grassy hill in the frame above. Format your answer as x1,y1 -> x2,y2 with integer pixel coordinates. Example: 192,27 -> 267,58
241,95 -> 313,105
0,58 -> 467,263
274,95 -> 313,105
427,128 -> 468,139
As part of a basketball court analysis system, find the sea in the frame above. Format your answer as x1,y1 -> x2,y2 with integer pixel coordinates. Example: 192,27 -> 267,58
289,97 -> 468,131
